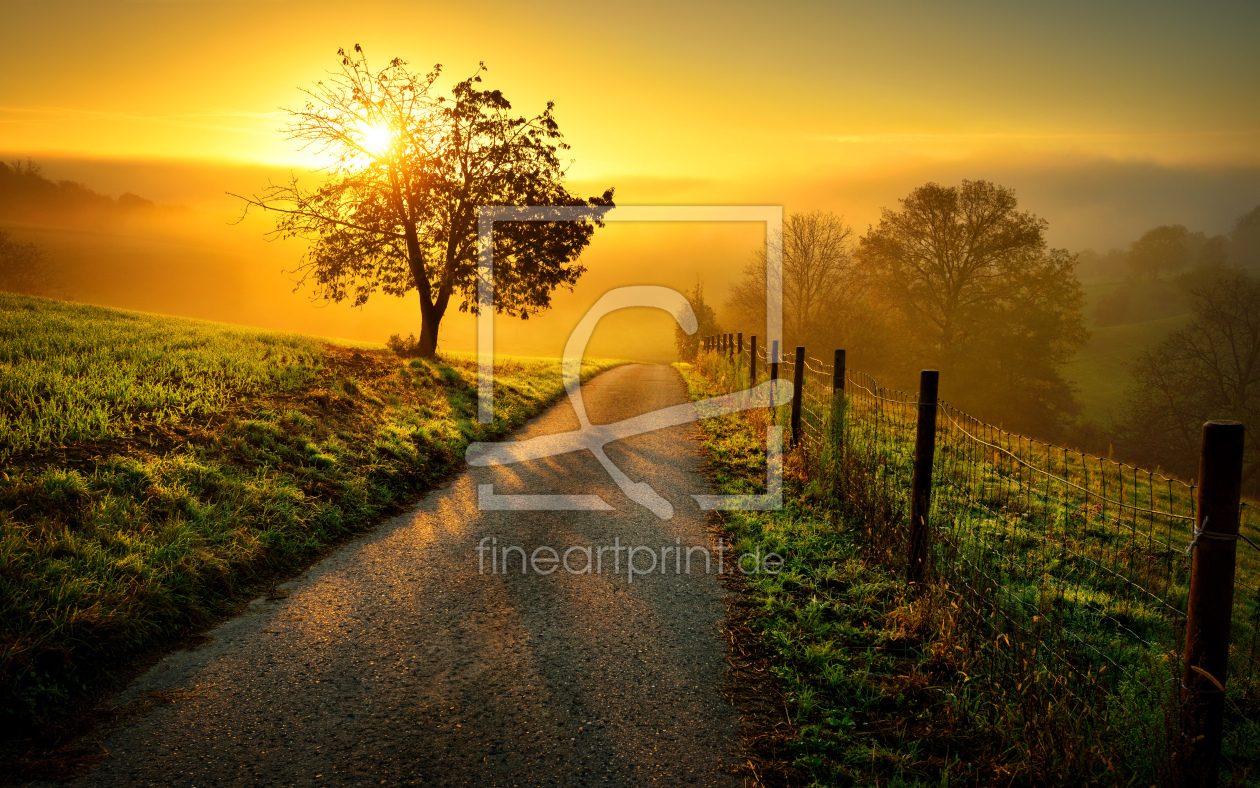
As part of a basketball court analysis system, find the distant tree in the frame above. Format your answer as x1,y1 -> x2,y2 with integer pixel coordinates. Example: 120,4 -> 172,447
1094,224 -> 1233,327
0,229 -> 54,296
1230,204 -> 1260,272
1117,271 -> 1260,494
1190,232 -> 1229,270
238,46 -> 614,358
1126,224 -> 1190,281
723,211 -> 874,362
857,180 -> 1088,432
1075,248 -> 1128,283
673,282 -> 722,362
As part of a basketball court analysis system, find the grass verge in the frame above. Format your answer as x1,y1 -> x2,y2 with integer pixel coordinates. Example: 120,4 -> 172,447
679,361 -> 1187,787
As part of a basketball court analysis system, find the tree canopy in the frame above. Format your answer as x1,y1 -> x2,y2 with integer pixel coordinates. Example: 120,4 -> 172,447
857,180 -> 1088,433
1118,271 -> 1260,494
673,283 -> 722,362
1231,204 -> 1260,272
239,46 -> 614,357
722,211 -> 875,364
0,229 -> 53,297
1125,224 -> 1191,280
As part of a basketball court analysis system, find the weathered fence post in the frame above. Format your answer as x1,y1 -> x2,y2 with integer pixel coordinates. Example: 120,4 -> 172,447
907,369 -> 939,587
737,332 -> 743,361
790,346 -> 805,447
769,340 -> 780,422
728,333 -> 735,358
831,348 -> 847,445
1178,420 -> 1245,788
750,336 -> 758,381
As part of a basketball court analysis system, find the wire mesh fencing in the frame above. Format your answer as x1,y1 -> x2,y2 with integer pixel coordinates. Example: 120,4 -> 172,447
696,337 -> 1260,784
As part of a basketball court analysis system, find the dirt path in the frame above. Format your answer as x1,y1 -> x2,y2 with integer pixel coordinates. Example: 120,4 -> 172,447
48,364 -> 743,787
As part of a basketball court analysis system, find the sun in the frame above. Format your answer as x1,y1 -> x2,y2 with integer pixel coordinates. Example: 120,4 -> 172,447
356,122 -> 394,157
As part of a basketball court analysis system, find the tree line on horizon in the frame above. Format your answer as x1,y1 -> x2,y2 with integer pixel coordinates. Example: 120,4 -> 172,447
679,183 -> 1260,495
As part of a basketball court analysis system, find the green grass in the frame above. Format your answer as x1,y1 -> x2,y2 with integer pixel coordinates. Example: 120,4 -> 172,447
0,293 -> 329,458
681,363 -> 1027,786
684,351 -> 1260,786
0,293 -> 626,735
1063,312 -> 1192,424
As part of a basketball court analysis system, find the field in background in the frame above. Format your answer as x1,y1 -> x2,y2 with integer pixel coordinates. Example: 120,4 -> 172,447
0,293 -> 626,739
1064,312 -> 1193,424
1064,281 -> 1192,425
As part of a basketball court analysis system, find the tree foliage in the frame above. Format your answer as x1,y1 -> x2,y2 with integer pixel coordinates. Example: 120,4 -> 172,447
1125,224 -> 1191,280
0,229 -> 54,297
674,282 -> 722,362
239,46 -> 614,357
1118,271 -> 1260,494
857,180 -> 1088,433
722,211 -> 875,363
1231,204 -> 1260,272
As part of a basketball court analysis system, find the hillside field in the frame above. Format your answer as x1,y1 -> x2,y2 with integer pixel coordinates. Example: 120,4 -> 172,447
0,293 -> 625,735
1063,281 -> 1192,425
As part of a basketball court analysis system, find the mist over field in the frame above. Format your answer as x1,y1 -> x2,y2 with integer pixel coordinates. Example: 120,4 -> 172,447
5,152 -> 1260,368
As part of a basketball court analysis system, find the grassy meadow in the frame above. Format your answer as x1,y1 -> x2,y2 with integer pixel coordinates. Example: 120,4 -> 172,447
0,293 -> 625,735
1063,312 -> 1192,425
1063,281 -> 1193,425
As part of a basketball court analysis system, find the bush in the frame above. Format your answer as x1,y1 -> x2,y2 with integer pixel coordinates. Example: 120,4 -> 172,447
386,333 -> 423,358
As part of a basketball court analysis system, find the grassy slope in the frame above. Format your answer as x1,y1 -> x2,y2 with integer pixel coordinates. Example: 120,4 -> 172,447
680,358 -> 1259,787
1065,281 -> 1191,425
0,293 -> 626,734
1063,313 -> 1192,425
679,363 -> 1018,787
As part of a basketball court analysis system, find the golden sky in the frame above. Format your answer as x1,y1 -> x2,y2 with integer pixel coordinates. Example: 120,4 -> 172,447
3,0 -> 1260,359
4,0 -> 1259,176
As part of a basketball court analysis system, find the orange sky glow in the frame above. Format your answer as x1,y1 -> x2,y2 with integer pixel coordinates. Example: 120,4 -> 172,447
3,0 -> 1259,359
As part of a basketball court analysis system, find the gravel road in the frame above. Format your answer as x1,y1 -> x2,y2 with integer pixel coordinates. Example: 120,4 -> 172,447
49,364 -> 743,787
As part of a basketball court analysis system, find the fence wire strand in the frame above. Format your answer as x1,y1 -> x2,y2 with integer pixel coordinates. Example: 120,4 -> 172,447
695,337 -> 1260,779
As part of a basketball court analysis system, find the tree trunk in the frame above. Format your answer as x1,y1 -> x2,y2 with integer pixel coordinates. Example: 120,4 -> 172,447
417,308 -> 442,358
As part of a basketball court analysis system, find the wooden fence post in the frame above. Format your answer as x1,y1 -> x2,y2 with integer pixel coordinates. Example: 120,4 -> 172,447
833,349 -> 845,395
790,346 -> 805,447
750,336 -> 757,381
1178,420 -> 1245,788
737,332 -> 743,360
907,370 -> 939,587
728,333 -> 734,358
769,340 -> 780,422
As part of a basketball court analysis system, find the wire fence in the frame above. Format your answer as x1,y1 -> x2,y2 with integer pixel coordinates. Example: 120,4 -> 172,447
699,336 -> 1260,783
